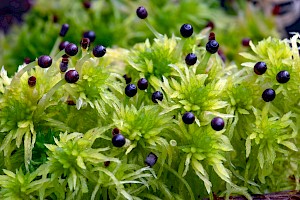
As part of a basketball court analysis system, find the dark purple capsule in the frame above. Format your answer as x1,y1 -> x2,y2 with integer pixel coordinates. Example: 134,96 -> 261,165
60,58 -> 69,72
152,91 -> 163,103
104,161 -> 110,167
254,62 -> 267,75
123,74 -> 132,84
24,57 -> 31,64
145,152 -> 158,167
136,6 -> 148,19
82,1 -> 92,9
59,41 -> 70,51
112,134 -> 126,147
182,112 -> 195,124
83,31 -> 96,43
185,53 -> 197,66
206,40 -> 219,54
125,84 -> 137,97
242,38 -> 251,47
180,24 -> 193,38
208,32 -> 215,41
59,24 -> 69,37
137,78 -> 148,90
262,88 -> 276,102
276,70 -> 290,83
65,70 -> 79,83
38,55 -> 52,68
65,43 -> 78,57
112,128 -> 120,136
93,45 -> 106,57
211,117 -> 225,131
28,76 -> 36,87
80,38 -> 90,49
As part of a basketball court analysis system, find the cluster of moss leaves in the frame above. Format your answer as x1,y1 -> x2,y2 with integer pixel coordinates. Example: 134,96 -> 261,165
0,1 -> 298,200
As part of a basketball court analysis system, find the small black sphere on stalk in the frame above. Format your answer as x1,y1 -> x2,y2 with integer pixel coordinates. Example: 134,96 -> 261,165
180,24 -> 193,38
65,43 -> 78,57
65,70 -> 79,83
152,91 -> 163,103
254,62 -> 267,75
38,55 -> 52,68
24,57 -> 31,64
112,128 -> 120,136
59,24 -> 69,37
206,40 -> 219,54
112,134 -> 126,147
262,88 -> 276,102
93,45 -> 106,57
137,78 -> 148,90
82,1 -> 91,9
276,70 -> 290,83
136,6 -> 148,19
185,53 -> 197,66
211,117 -> 225,131
83,31 -> 96,43
125,84 -> 137,97
182,112 -> 195,124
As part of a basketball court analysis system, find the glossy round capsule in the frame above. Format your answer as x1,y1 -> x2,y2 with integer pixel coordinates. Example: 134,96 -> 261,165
125,84 -> 137,97
112,134 -> 126,147
136,6 -> 148,19
83,31 -> 96,43
185,53 -> 197,66
182,112 -> 195,124
152,91 -> 163,103
137,78 -> 148,90
206,40 -> 219,54
59,24 -> 69,37
38,55 -> 52,68
65,70 -> 79,83
28,76 -> 36,87
276,70 -> 290,83
145,152 -> 158,167
180,24 -> 193,38
262,88 -> 276,102
93,45 -> 106,57
211,117 -> 225,131
65,43 -> 78,56
254,62 -> 267,75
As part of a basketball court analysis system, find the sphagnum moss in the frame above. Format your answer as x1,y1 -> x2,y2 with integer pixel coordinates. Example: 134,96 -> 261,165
0,4 -> 299,200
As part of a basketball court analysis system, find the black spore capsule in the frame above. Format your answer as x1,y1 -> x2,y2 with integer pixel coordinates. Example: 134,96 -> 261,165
180,24 -> 193,38
60,58 -> 69,72
185,53 -> 197,66
59,41 -> 70,51
65,43 -> 78,56
112,134 -> 126,147
136,6 -> 148,19
262,88 -> 276,102
38,55 -> 52,68
112,128 -> 120,136
254,62 -> 267,75
125,84 -> 137,97
65,70 -> 79,83
145,152 -> 158,167
83,31 -> 96,43
206,40 -> 219,54
59,24 -> 69,37
182,112 -> 195,124
276,70 -> 290,83
152,91 -> 163,103
93,45 -> 106,57
211,117 -> 225,131
137,78 -> 148,90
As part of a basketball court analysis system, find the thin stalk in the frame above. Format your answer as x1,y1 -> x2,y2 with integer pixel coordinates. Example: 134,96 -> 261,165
35,79 -> 66,118
50,37 -> 62,58
75,53 -> 92,75
11,61 -> 37,85
197,52 -> 211,74
144,19 -> 163,39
